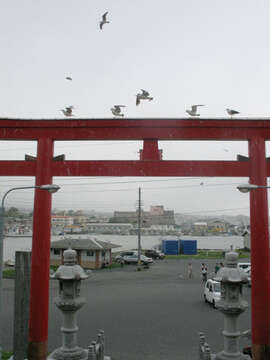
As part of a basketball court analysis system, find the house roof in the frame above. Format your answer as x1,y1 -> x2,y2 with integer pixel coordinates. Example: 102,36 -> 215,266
50,237 -> 120,250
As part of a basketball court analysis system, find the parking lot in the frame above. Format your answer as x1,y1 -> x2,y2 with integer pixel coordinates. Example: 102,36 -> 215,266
2,258 -> 251,360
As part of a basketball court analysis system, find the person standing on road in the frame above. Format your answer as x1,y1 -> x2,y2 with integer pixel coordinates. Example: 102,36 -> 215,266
215,262 -> 220,274
187,262 -> 193,279
201,263 -> 208,282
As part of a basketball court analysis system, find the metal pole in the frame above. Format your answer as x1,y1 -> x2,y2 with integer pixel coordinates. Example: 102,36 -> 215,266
137,187 -> 141,271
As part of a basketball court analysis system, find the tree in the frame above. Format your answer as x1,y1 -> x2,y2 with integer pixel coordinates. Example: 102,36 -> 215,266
6,207 -> 20,217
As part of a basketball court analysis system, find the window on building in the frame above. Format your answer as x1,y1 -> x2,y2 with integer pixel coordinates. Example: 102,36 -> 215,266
53,249 -> 60,255
87,250 -> 94,257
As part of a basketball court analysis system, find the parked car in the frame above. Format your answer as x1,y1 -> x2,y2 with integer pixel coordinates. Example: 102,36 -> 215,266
204,279 -> 221,308
238,262 -> 251,273
123,254 -> 153,265
115,251 -> 137,262
144,249 -> 165,259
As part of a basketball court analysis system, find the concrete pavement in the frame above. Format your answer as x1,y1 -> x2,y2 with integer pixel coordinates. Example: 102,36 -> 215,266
2,258 -> 251,360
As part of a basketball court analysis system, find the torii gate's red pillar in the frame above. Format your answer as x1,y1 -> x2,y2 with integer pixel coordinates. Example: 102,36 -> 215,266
249,137 -> 270,360
28,138 -> 54,360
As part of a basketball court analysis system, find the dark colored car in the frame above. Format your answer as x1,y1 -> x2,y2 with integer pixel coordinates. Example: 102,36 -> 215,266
144,249 -> 165,259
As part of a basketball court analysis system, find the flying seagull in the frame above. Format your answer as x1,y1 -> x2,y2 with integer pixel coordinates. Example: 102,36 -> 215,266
100,12 -> 109,30
186,105 -> 204,117
226,108 -> 240,117
65,76 -> 72,81
61,106 -> 74,117
111,105 -> 125,117
136,89 -> 153,106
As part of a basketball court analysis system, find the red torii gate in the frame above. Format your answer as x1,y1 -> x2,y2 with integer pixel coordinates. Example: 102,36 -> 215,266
1,118 -> 270,360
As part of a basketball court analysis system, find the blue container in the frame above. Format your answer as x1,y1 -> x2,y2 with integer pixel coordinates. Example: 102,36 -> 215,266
162,240 -> 180,255
180,240 -> 197,255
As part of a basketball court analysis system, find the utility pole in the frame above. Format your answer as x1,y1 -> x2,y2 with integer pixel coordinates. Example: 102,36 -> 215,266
137,187 -> 142,271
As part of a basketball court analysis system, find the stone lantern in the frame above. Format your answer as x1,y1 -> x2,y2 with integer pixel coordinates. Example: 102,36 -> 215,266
49,248 -> 90,360
214,251 -> 249,360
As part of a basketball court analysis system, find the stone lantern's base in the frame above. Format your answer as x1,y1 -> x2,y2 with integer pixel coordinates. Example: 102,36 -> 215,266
215,350 -> 251,360
48,346 -> 88,360
48,347 -> 112,360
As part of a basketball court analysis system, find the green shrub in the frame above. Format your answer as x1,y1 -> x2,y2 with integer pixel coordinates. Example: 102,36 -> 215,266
2,351 -> 13,360
3,269 -> 15,279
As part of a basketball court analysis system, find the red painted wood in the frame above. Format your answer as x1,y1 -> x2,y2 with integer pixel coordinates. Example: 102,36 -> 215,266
0,119 -> 270,140
0,161 -> 36,175
140,140 -> 161,160
249,137 -> 270,347
51,160 -> 250,177
0,159 -> 253,177
28,138 -> 53,347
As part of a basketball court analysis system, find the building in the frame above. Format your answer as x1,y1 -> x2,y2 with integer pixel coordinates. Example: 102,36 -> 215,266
207,220 -> 227,233
51,215 -> 74,227
50,236 -> 120,269
86,223 -> 133,235
112,205 -> 175,227
193,222 -> 208,234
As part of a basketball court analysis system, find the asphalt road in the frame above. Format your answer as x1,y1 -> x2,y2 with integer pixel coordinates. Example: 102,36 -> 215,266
2,258 -> 251,360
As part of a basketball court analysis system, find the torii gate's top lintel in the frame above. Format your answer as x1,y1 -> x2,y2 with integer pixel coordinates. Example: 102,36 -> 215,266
0,118 -> 270,177
1,118 -> 270,141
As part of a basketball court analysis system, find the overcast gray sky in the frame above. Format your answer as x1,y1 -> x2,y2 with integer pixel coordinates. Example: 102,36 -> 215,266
1,1 -> 270,215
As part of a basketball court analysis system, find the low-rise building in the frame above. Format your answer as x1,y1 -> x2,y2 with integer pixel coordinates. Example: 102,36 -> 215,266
86,223 -> 133,235
50,236 -> 120,269
51,215 -> 74,227
112,205 -> 175,227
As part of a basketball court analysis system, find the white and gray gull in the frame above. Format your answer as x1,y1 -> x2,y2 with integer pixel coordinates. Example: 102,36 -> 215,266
111,105 -> 125,117
186,105 -> 204,117
100,12 -> 110,30
61,106 -> 74,117
136,89 -> 153,106
226,108 -> 240,117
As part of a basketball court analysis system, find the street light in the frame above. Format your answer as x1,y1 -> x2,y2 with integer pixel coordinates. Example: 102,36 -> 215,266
0,184 -> 60,358
237,183 -> 270,193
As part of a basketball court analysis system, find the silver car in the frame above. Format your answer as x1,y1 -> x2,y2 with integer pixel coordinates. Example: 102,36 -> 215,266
122,254 -> 153,265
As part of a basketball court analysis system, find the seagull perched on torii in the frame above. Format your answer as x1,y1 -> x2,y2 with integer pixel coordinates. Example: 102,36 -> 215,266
136,89 -> 153,106
61,106 -> 74,117
99,12 -> 110,30
111,105 -> 125,117
226,108 -> 240,118
186,104 -> 204,117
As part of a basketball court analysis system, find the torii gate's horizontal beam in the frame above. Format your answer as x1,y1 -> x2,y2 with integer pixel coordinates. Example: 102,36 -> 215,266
52,160 -> 251,177
0,160 -> 252,177
1,118 -> 270,140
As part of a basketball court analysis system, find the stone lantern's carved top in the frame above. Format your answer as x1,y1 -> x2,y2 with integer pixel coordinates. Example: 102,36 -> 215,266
214,251 -> 248,283
51,248 -> 90,280
63,248 -> 77,266
224,251 -> 238,268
